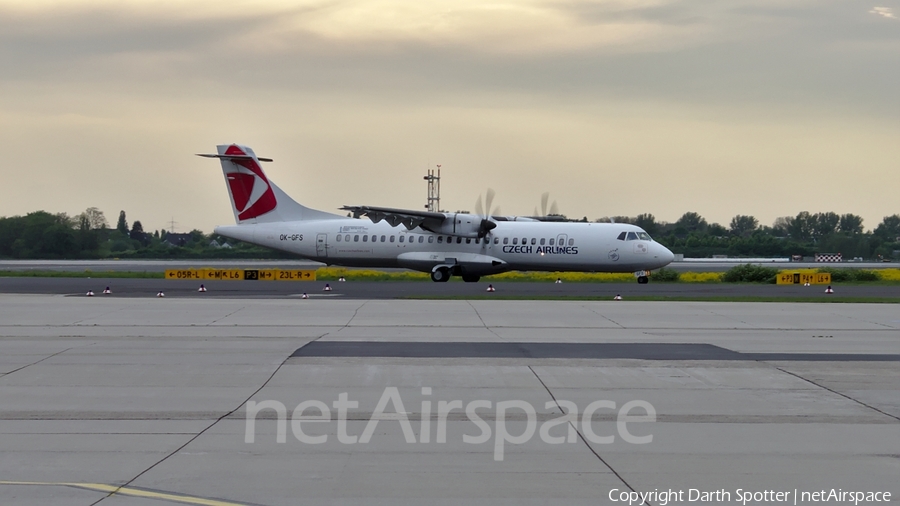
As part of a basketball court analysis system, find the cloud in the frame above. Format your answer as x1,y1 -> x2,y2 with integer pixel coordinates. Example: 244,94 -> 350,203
270,0 -> 709,54
0,0 -> 712,64
869,6 -> 897,19
1,0 -> 899,231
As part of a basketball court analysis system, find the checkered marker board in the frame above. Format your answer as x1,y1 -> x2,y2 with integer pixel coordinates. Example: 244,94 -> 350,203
815,253 -> 842,262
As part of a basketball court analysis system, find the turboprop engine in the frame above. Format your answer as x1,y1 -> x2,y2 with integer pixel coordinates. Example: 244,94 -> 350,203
425,213 -> 496,239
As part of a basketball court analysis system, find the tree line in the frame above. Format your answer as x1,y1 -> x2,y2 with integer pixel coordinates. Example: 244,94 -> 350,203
598,212 -> 900,260
0,208 -> 287,259
1,208 -> 898,260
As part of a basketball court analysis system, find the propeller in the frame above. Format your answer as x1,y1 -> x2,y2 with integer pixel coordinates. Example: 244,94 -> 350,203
473,189 -> 499,238
537,192 -> 559,219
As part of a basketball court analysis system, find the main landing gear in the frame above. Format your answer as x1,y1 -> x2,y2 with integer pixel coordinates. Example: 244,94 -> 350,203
431,267 -> 450,282
430,266 -> 480,283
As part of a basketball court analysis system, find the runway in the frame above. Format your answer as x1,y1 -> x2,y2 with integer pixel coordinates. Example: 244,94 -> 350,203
0,295 -> 898,505
0,258 -> 892,273
1,276 -> 898,300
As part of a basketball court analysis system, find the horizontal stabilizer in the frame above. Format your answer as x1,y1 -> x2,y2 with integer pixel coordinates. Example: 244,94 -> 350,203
197,153 -> 273,162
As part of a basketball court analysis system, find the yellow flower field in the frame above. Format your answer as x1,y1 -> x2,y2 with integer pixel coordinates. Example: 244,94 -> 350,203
492,271 -> 634,282
316,266 -> 900,283
679,272 -> 723,283
317,267 -> 636,282
874,268 -> 900,281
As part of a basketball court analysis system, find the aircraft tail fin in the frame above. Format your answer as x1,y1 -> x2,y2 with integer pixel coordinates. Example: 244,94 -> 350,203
198,144 -> 340,224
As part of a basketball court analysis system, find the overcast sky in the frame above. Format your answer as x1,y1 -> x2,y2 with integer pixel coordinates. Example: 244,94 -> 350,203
1,0 -> 898,233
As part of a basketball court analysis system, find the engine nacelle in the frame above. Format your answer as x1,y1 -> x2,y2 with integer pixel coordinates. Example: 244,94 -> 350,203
423,213 -> 494,238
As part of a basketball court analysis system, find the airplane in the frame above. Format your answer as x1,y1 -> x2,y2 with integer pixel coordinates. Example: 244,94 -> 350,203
199,144 -> 675,283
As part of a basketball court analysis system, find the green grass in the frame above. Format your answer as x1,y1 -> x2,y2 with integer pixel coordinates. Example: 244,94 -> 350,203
400,295 -> 900,303
0,270 -> 164,279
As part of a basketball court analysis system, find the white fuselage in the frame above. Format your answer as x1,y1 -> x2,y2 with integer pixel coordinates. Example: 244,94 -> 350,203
216,218 -> 674,275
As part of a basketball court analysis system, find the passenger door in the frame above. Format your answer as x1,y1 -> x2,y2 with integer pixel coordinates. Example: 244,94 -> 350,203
316,233 -> 328,258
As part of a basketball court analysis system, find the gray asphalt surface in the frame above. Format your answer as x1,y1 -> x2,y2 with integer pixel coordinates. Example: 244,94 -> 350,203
1,277 -> 897,299
3,296 -> 899,504
0,259 -> 893,273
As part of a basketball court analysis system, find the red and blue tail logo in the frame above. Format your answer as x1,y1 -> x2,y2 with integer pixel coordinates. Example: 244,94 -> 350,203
223,145 -> 277,221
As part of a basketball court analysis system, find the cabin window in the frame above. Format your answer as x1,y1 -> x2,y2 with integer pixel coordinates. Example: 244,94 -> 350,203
521,238 -> 527,245
513,238 -> 518,245
362,235 -> 368,242
540,238 -> 546,245
475,238 -> 480,244
494,237 -> 500,244
335,234 -> 342,242
390,236 -> 395,242
503,237 -> 508,245
530,238 -> 536,245
428,236 -> 434,243
344,235 -> 350,242
456,237 -> 462,244
354,235 -> 359,242
381,235 -> 386,242
438,236 -> 443,243
399,236 -> 405,243
466,238 -> 471,244
549,238 -> 555,246
372,235 -> 377,242
568,238 -> 575,246
617,232 -> 627,241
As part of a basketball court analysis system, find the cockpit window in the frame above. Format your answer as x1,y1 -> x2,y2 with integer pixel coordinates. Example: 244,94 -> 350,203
637,232 -> 652,241
617,232 -> 627,241
626,232 -> 638,241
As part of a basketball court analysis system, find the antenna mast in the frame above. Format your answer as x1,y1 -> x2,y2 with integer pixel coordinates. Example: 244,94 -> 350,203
424,165 -> 441,212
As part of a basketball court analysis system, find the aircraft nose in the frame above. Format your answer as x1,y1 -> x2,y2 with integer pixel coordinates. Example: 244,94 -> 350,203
656,243 -> 675,266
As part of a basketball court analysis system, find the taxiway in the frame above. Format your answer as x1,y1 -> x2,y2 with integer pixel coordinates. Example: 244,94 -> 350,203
0,296 -> 898,504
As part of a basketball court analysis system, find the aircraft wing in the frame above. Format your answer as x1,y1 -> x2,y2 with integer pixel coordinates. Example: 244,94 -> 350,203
340,206 -> 447,231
